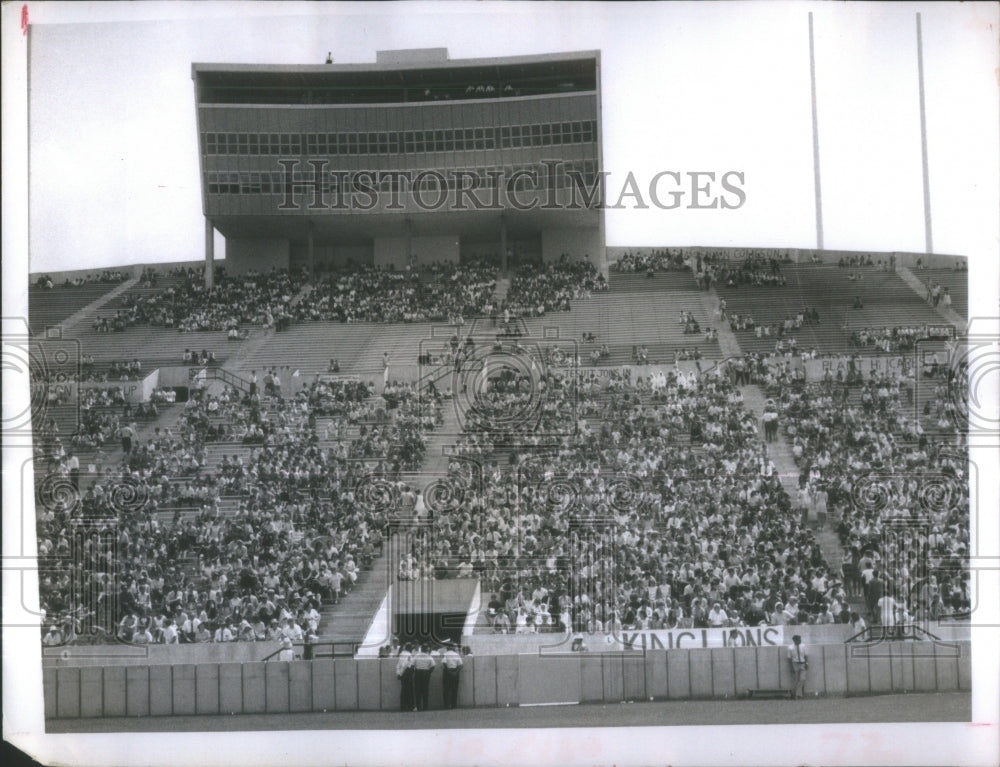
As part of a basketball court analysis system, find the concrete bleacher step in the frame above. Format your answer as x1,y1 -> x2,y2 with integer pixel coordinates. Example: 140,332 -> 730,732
318,546 -> 392,643
716,264 -> 960,356
202,443 -> 258,473
492,275 -> 511,304
30,283 -> 128,336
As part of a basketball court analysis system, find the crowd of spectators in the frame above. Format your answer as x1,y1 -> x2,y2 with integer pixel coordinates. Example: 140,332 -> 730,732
777,369 -> 969,623
699,254 -> 788,290
612,249 -> 688,274
299,260 -> 497,324
504,258 -> 607,317
849,325 -> 931,353
837,254 -> 880,269
81,257 -> 617,340
35,364 -> 438,646
400,362 -> 845,635
34,271 -> 129,289
33,250 -> 969,647
117,268 -> 301,332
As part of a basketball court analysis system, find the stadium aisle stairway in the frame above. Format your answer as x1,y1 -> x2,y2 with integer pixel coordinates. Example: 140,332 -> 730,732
492,274 -> 511,305
316,547 -> 394,645
708,281 -> 850,583
29,279 -> 136,336
315,402 -> 465,642
895,267 -> 965,328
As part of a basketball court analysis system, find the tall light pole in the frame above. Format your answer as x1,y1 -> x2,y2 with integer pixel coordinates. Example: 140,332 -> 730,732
808,12 -> 824,251
916,13 -> 934,254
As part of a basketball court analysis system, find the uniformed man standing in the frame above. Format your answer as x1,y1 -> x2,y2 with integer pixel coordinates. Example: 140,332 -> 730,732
440,639 -> 464,709
396,642 -> 415,711
786,634 -> 809,699
412,643 -> 436,711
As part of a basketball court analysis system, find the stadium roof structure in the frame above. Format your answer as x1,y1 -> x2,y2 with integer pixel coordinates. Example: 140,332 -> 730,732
191,48 -> 606,282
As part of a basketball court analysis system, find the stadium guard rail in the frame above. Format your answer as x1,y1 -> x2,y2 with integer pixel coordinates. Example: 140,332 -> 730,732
44,641 -> 970,718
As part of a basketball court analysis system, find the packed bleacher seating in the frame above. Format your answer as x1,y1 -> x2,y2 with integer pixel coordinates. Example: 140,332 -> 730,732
113,268 -> 302,332
778,371 -> 969,623
299,260 -> 497,323
695,253 -> 789,290
34,368 -> 439,645
504,258 -> 607,317
612,248 -> 689,274
30,247 -> 970,651
406,362 -> 846,634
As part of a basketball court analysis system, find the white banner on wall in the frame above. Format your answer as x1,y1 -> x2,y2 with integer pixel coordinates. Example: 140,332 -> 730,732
602,625 -> 785,651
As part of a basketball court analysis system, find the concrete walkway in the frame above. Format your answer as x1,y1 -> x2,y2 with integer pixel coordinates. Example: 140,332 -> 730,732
59,277 -> 139,334
317,395 -> 464,641
696,288 -> 742,359
492,274 -> 511,305
704,284 -> 847,576
895,266 -> 965,328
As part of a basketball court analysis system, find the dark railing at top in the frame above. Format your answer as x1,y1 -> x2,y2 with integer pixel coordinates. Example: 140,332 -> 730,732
262,639 -> 360,662
197,367 -> 253,394
844,623 -> 942,643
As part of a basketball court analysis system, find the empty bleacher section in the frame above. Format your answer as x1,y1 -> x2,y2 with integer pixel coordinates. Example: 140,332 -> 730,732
521,270 -> 722,366
913,268 -> 968,321
28,283 -> 124,336
715,263 -> 959,357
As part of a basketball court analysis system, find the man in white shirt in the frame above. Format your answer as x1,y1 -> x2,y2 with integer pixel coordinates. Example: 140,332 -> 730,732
412,644 -> 436,711
440,640 -> 464,709
786,634 -> 809,699
707,602 -> 728,628
282,618 -> 304,642
878,594 -> 898,627
396,643 -> 416,711
162,619 -> 179,644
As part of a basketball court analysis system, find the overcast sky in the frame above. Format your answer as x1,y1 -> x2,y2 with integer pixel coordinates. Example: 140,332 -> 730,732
19,1 -> 999,278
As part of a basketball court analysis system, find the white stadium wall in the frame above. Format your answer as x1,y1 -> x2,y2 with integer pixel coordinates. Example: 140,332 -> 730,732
542,226 -> 605,272
412,235 -> 460,266
224,237 -> 290,276
373,236 -> 409,270
43,641 -> 971,718
331,244 -> 374,269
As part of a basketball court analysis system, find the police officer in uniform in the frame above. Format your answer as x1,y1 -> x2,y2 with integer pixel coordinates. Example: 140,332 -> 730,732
412,643 -> 436,711
396,642 -> 415,711
440,639 -> 464,709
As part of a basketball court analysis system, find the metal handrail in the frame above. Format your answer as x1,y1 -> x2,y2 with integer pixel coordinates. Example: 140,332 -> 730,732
199,366 -> 253,394
262,639 -> 360,661
844,623 -> 942,643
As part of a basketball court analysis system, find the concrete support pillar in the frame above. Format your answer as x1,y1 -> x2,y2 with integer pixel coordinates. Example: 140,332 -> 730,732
307,223 -> 315,277
500,216 -> 508,273
405,219 -> 414,269
204,218 -> 215,289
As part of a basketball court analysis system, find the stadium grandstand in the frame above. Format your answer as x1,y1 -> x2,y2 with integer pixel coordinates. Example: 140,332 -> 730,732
29,49 -> 971,717
193,49 -> 605,287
